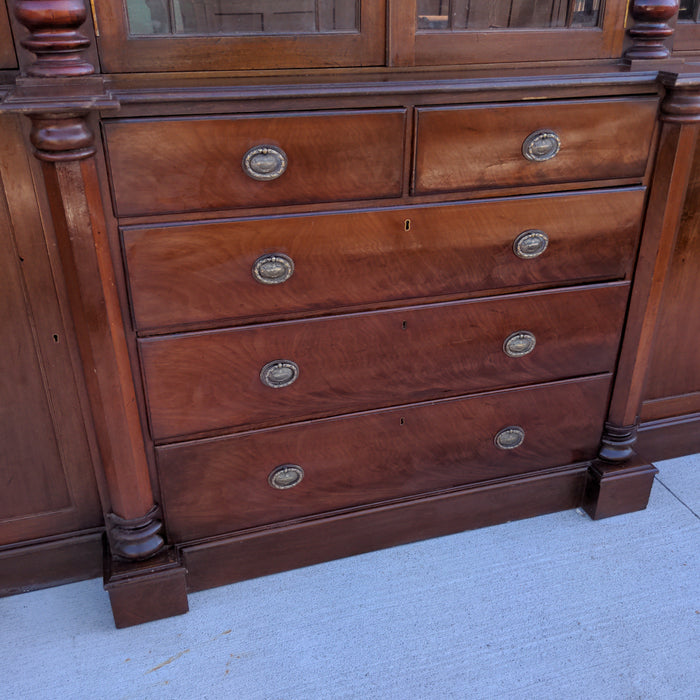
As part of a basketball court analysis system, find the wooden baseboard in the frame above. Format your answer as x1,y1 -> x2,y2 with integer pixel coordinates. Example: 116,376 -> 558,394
0,529 -> 103,597
637,412 -> 700,463
182,465 -> 588,593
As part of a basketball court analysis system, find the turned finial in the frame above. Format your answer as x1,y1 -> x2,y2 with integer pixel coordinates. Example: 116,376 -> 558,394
625,0 -> 680,60
14,0 -> 94,77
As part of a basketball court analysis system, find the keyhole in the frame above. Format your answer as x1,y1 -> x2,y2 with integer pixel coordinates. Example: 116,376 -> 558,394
52,334 -> 59,343
400,417 -> 405,426
402,321 -> 407,330
404,219 -> 411,232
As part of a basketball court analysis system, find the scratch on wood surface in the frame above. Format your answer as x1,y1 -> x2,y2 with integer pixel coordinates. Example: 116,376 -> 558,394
145,649 -> 190,674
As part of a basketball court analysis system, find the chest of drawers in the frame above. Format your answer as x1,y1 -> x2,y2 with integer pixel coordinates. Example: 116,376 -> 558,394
95,87 -> 665,616
4,0 -> 699,628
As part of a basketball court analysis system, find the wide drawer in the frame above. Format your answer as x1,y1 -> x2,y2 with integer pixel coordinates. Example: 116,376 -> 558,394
157,375 -> 612,542
414,98 -> 657,195
140,283 -> 628,441
124,188 -> 643,333
104,110 -> 407,217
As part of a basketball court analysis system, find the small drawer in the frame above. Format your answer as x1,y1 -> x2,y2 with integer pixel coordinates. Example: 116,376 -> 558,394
124,188 -> 643,333
156,374 -> 612,541
139,283 -> 628,441
414,97 -> 657,195
104,110 -> 407,217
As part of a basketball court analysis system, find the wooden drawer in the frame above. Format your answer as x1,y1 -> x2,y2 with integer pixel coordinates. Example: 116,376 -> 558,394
124,188 -> 643,333
140,283 -> 628,441
156,375 -> 612,541
414,98 -> 657,195
104,110 -> 407,217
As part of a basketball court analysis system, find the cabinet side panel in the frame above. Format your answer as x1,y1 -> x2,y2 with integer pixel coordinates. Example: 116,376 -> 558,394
642,137 -> 700,414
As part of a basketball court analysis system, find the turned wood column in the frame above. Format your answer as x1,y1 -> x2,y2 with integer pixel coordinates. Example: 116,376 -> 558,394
32,118 -> 164,559
14,0 -> 94,77
585,72 -> 700,519
625,1 -> 680,61
602,73 -> 700,461
10,0 -> 165,562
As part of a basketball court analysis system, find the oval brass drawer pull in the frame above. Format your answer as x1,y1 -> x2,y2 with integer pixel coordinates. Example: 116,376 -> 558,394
242,145 -> 288,181
260,360 -> 299,388
522,130 -> 561,162
268,464 -> 304,490
494,426 -> 525,450
253,253 -> 294,285
503,331 -> 536,358
513,229 -> 549,259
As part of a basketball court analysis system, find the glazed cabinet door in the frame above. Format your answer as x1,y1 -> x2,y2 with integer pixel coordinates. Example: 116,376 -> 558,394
390,0 -> 628,66
94,0 -> 386,71
0,0 -> 17,69
675,0 -> 700,52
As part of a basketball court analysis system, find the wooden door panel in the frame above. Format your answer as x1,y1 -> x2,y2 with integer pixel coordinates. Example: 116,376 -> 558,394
0,117 -> 102,546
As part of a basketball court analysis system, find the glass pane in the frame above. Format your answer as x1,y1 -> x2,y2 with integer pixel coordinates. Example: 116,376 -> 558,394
679,0 -> 699,21
417,0 -> 601,31
126,0 -> 359,36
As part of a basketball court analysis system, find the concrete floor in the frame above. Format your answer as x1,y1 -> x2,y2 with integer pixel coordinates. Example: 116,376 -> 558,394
2,454 -> 698,700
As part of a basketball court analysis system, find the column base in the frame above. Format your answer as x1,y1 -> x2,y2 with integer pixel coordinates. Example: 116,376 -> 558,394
104,544 -> 188,628
582,455 -> 658,520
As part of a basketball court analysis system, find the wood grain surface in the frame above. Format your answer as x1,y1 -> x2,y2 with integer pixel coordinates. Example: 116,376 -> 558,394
124,188 -> 644,333
139,283 -> 628,440
157,375 -> 612,541
105,110 -> 406,216
414,97 -> 657,194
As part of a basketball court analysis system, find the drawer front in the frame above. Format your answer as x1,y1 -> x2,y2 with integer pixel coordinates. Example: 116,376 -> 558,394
105,110 -> 407,217
140,283 -> 628,441
157,375 -> 612,541
124,188 -> 643,333
414,98 -> 657,195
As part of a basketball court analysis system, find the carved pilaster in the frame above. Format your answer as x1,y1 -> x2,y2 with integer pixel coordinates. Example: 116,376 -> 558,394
661,83 -> 700,122
605,74 -> 700,450
14,0 -> 94,77
587,72 -> 700,519
625,0 -> 679,61
37,151 -> 165,561
11,99 -> 167,569
29,111 -> 95,160
105,506 -> 165,561
598,421 -> 639,463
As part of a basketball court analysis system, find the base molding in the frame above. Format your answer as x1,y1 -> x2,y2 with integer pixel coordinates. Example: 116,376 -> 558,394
182,465 -> 588,593
637,412 -> 700,462
582,456 -> 658,520
97,455 -> 669,626
0,529 -> 103,597
104,547 -> 188,628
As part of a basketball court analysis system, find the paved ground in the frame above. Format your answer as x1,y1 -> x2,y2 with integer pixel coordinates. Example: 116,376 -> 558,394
2,454 -> 698,700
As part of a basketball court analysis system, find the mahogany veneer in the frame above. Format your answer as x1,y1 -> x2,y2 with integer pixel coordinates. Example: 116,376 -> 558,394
158,375 -> 613,541
104,110 -> 407,217
123,188 -> 644,333
2,0 -> 698,628
140,284 -> 627,440
414,98 -> 658,194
